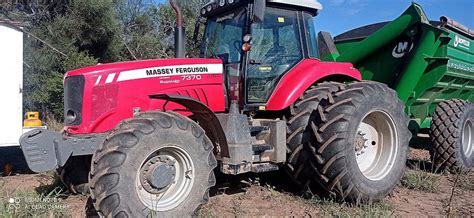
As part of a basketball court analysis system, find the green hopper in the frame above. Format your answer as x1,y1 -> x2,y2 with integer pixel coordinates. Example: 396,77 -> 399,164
318,3 -> 473,172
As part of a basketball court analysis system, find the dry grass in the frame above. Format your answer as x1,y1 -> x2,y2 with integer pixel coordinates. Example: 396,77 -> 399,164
198,207 -> 216,218
307,196 -> 394,217
0,174 -> 68,217
458,173 -> 473,191
198,178 -> 395,217
44,114 -> 63,132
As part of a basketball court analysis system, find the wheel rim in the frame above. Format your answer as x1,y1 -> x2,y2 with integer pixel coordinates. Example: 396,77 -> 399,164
355,110 -> 399,181
135,145 -> 195,211
462,119 -> 473,157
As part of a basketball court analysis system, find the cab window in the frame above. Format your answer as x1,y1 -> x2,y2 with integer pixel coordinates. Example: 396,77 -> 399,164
204,8 -> 247,64
304,13 -> 319,58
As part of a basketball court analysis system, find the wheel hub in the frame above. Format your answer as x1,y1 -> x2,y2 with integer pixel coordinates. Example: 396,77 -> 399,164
355,131 -> 369,156
355,110 -> 398,181
136,146 -> 195,211
140,156 -> 176,194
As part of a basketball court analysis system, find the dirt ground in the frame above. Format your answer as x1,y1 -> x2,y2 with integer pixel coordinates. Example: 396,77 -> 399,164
0,148 -> 473,217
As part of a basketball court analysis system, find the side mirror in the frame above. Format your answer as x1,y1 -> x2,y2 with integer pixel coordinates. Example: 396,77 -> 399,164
193,18 -> 204,42
193,18 -> 208,55
253,0 -> 266,23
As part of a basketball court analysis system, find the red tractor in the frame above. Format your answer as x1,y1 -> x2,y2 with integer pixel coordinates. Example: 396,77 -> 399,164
20,0 -> 411,216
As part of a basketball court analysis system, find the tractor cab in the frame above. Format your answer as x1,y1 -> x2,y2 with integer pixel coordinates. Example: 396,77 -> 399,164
199,0 -> 322,107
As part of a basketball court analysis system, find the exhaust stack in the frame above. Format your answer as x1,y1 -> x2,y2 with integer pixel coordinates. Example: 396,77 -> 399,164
170,0 -> 185,58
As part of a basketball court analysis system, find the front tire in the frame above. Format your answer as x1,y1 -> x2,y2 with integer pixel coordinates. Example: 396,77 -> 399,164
311,81 -> 410,202
59,156 -> 91,195
89,111 -> 217,217
430,99 -> 474,173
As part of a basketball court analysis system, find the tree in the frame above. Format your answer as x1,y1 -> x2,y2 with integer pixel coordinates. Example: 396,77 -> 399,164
156,0 -> 207,57
5,0 -> 123,117
115,0 -> 206,59
1,0 -> 208,119
115,0 -> 174,59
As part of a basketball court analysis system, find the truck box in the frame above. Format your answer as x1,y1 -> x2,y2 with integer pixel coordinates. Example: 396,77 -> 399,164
0,23 -> 24,147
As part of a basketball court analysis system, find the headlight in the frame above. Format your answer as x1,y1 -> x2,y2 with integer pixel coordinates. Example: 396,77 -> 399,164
65,110 -> 77,123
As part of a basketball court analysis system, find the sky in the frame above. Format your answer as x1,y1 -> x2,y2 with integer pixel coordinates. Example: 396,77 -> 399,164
156,0 -> 473,36
317,0 -> 474,36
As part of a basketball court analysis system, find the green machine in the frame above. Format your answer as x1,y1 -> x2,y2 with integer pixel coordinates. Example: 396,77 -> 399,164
319,3 -> 473,173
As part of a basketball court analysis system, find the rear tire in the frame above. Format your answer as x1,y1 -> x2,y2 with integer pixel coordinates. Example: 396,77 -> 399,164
286,82 -> 345,188
89,111 -> 217,217
303,81 -> 410,202
430,99 -> 474,173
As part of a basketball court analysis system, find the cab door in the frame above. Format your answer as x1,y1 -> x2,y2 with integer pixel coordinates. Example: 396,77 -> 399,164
245,7 -> 304,104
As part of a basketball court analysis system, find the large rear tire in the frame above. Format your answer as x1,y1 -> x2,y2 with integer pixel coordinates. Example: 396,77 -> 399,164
286,82 -> 345,188
291,81 -> 410,202
430,99 -> 474,173
89,111 -> 217,217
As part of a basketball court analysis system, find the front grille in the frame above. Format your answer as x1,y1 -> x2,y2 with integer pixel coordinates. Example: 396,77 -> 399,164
91,84 -> 119,121
64,75 -> 85,126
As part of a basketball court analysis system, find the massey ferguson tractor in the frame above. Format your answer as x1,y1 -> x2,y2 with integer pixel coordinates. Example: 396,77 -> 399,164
20,0 -> 413,216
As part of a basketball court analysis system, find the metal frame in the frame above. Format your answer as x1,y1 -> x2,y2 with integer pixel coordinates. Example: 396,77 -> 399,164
20,129 -> 106,173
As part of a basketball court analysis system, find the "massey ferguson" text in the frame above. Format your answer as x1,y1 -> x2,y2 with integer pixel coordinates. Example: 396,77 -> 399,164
146,67 -> 209,76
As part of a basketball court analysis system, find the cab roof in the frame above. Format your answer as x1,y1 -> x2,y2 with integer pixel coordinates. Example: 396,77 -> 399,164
201,0 -> 322,18
268,0 -> 322,12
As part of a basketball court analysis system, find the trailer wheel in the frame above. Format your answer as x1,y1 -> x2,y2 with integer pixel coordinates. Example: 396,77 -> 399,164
89,111 -> 217,217
430,100 -> 474,173
310,81 -> 410,202
286,82 -> 345,188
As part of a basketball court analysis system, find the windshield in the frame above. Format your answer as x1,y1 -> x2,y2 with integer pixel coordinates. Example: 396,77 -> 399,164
203,8 -> 247,64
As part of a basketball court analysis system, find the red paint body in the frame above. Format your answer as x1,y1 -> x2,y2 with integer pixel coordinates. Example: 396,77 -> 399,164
65,58 -> 226,134
64,58 -> 360,135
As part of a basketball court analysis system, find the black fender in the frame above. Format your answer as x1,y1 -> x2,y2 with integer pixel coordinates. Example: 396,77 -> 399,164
149,94 -> 229,158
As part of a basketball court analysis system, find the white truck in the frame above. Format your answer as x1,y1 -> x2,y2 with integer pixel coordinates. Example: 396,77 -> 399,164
0,22 -> 29,174
0,22 -> 24,147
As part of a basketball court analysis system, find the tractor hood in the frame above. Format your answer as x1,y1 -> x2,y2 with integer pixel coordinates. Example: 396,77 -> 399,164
63,58 -> 226,134
65,58 -> 223,78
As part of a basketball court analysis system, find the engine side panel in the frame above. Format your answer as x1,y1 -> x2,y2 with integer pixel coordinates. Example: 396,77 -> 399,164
64,58 -> 226,134
265,59 -> 362,111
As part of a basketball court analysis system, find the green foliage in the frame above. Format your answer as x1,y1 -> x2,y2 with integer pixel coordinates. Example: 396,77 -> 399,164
63,50 -> 98,72
401,169 -> 441,193
311,197 -> 394,217
2,0 -> 206,118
